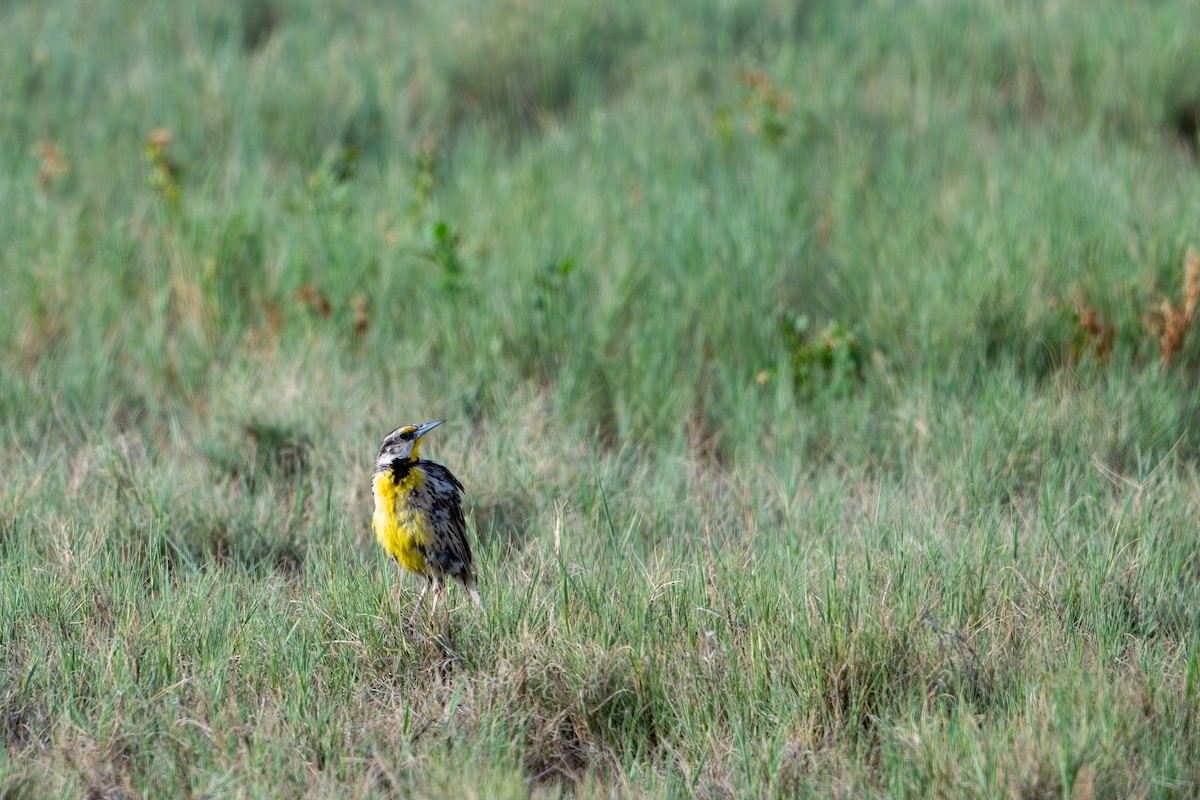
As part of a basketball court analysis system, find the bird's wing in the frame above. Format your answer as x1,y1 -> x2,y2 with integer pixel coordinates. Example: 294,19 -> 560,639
423,462 -> 475,582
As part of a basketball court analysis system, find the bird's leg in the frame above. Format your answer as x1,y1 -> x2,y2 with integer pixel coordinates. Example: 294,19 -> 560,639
465,577 -> 484,612
407,579 -> 430,628
428,583 -> 444,619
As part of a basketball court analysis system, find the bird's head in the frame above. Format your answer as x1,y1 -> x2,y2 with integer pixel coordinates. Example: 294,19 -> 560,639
375,419 -> 445,473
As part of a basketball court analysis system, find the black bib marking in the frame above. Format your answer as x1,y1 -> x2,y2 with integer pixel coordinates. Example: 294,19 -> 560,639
391,458 -> 415,484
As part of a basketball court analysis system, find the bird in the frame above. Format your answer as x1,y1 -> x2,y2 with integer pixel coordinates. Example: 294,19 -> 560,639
371,419 -> 482,624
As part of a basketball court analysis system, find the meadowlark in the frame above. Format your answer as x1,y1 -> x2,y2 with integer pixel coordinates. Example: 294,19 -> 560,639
371,420 -> 482,623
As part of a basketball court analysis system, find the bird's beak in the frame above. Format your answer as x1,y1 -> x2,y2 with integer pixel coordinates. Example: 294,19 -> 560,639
413,419 -> 446,439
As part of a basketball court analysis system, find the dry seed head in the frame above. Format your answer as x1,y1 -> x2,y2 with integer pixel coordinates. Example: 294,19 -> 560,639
351,294 -> 370,336
147,129 -> 173,149
34,140 -> 69,188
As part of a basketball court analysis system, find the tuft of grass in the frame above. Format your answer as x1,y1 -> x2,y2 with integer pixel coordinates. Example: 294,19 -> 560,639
422,0 -> 644,141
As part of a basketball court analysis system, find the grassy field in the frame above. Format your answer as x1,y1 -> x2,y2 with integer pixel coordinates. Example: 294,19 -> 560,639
4,0 -> 1200,796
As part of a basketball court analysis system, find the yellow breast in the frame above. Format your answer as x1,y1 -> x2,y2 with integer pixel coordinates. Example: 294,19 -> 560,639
371,467 -> 429,575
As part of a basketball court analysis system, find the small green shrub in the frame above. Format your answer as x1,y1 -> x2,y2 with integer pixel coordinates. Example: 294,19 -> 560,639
739,70 -> 791,148
780,312 -> 866,396
425,221 -> 469,298
406,139 -> 440,221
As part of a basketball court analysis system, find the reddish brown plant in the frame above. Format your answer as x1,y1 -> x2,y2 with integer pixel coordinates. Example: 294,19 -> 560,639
1159,248 -> 1199,366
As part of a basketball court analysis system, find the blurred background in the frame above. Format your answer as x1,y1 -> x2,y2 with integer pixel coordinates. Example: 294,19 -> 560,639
5,1 -> 1199,454
3,1 -> 1200,796
5,1 -> 1200,458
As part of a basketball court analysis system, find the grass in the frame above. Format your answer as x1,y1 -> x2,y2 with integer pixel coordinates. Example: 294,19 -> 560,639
3,0 -> 1200,795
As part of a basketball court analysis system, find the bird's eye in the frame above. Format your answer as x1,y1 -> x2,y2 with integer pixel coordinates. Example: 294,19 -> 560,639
399,430 -> 413,441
